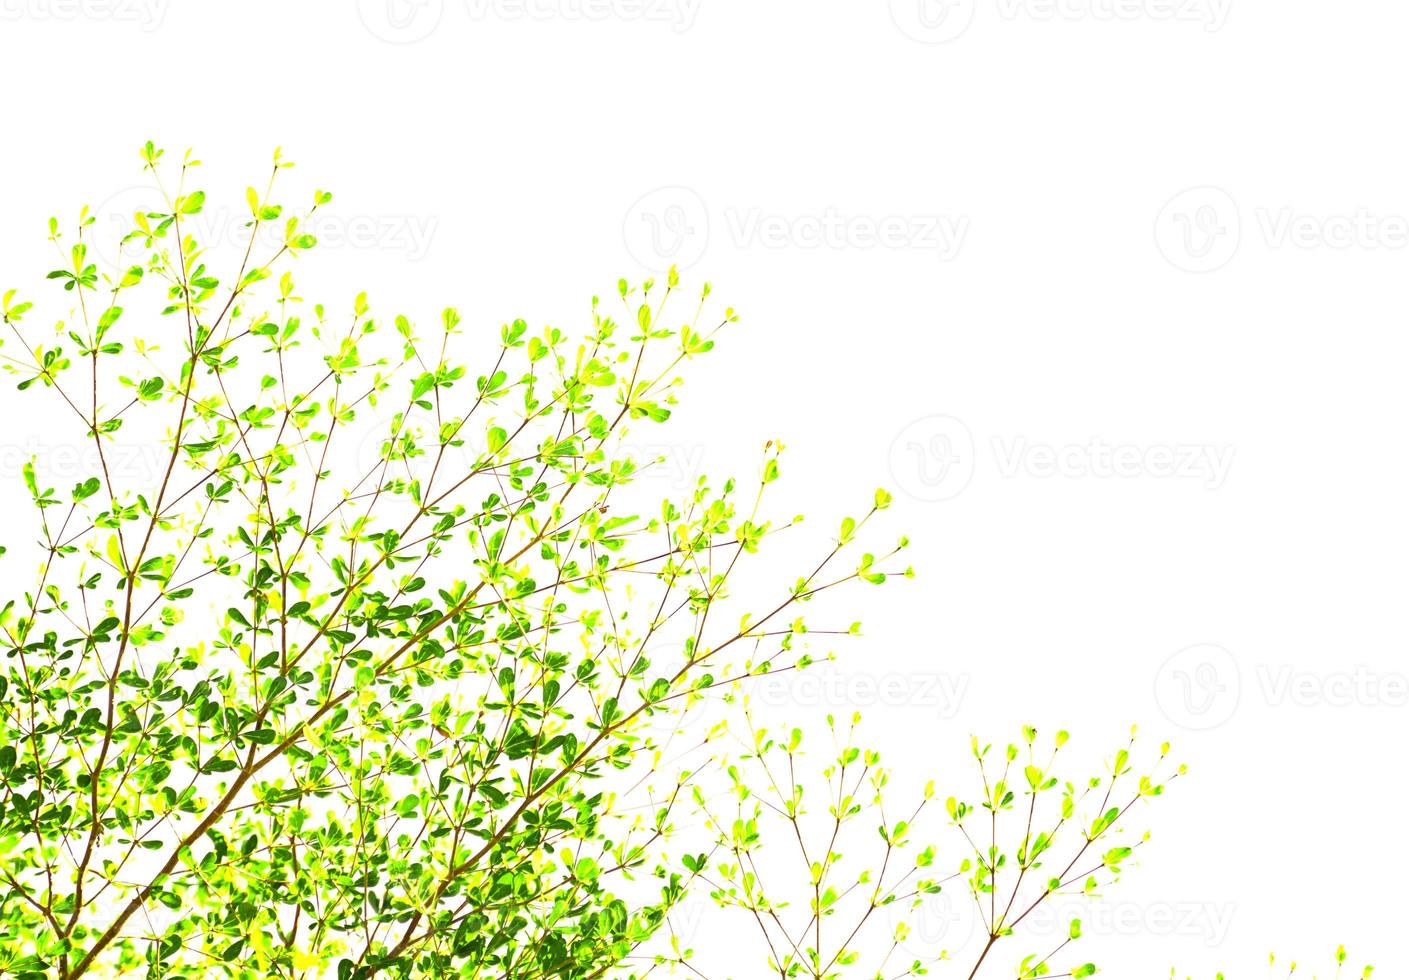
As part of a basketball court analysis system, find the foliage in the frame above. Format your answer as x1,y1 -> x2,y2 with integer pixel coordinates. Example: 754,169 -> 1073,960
640,711 -> 1182,979
0,145 -> 908,979
1180,947 -> 1374,980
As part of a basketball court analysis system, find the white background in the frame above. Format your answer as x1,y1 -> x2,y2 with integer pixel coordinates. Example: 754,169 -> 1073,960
1,0 -> 1405,976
